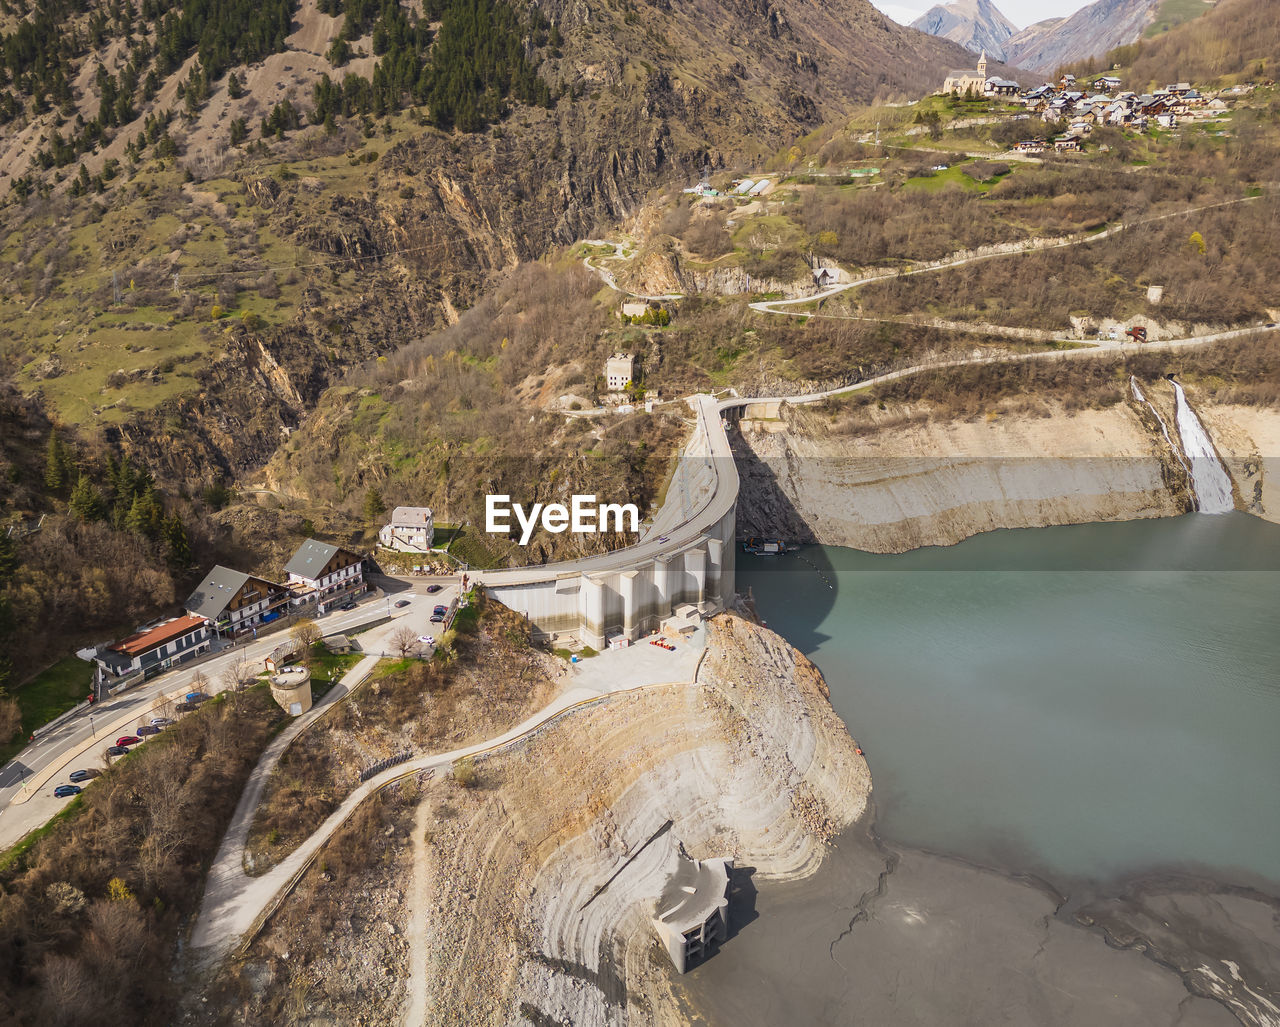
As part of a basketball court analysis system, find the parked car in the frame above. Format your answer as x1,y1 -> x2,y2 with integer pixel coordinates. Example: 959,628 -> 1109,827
185,692 -> 208,704
339,600 -> 357,611
53,784 -> 81,798
136,725 -> 161,736
105,746 -> 129,757
417,635 -> 435,646
395,599 -> 411,608
431,605 -> 447,623
68,769 -> 98,783
116,735 -> 141,747
425,584 -> 442,594
149,717 -> 173,727
174,702 -> 196,713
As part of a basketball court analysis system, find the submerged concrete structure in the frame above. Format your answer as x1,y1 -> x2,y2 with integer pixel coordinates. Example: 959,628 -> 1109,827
480,395 -> 738,649
651,853 -> 733,973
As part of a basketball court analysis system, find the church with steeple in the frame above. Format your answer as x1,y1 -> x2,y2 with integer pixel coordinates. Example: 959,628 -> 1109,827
941,52 -> 989,96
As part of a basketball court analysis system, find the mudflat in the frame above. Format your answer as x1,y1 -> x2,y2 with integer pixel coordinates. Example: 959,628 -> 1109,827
682,825 -> 1256,1026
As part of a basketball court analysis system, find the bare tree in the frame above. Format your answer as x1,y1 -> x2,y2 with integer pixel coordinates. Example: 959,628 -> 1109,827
138,746 -> 191,890
390,625 -> 420,659
39,953 -> 105,1027
220,653 -> 253,697
290,618 -> 322,664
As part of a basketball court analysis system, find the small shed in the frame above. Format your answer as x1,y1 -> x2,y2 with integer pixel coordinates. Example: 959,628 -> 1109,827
323,633 -> 353,654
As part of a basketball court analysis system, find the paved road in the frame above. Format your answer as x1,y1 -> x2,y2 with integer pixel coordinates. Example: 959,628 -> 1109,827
0,578 -> 459,851
749,194 -> 1262,321
477,394 -> 738,588
190,624 -> 708,962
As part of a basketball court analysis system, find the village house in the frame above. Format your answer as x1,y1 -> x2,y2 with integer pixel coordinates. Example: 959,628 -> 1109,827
94,614 -> 212,686
1093,75 -> 1122,91
606,352 -> 636,392
942,52 -> 989,95
378,506 -> 434,553
985,77 -> 1019,97
620,301 -> 648,320
285,539 -> 365,606
185,565 -> 290,636
1054,137 -> 1082,152
1015,139 -> 1046,153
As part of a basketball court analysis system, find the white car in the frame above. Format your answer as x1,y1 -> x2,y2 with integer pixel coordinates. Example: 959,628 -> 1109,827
149,717 -> 174,727
417,635 -> 435,646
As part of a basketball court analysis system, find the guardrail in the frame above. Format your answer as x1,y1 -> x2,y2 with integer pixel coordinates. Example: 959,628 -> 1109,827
358,750 -> 414,783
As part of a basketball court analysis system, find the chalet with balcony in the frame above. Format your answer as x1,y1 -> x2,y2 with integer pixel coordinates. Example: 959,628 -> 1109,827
286,539 -> 365,604
186,565 -> 290,635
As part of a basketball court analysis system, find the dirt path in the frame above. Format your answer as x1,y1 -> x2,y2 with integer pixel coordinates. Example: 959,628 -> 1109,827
400,794 -> 435,1026
190,631 -> 708,964
580,239 -> 683,301
748,194 -> 1263,321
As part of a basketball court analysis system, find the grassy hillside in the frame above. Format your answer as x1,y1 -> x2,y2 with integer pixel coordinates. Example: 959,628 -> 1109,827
1104,0 -> 1278,84
1145,0 -> 1217,37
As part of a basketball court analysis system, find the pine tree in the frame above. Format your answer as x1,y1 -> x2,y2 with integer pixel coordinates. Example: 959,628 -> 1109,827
163,513 -> 192,568
125,493 -> 150,535
0,530 -> 15,579
69,475 -> 106,521
364,487 -> 386,522
44,431 -> 65,492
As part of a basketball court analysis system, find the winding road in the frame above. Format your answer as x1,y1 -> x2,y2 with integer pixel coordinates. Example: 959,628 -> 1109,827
16,190 -> 1277,968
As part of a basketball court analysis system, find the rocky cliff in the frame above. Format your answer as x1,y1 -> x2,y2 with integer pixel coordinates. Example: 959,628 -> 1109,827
410,614 -> 870,1025
732,394 -> 1196,553
1005,0 -> 1160,75
911,0 -> 1019,61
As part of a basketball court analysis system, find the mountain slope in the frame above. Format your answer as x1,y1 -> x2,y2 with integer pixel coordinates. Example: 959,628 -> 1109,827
1004,0 -> 1161,74
911,0 -> 1019,61
0,0 -> 991,485
1115,0 -> 1279,85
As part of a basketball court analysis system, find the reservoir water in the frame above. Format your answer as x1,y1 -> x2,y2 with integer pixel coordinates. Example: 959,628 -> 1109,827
739,512 -> 1280,887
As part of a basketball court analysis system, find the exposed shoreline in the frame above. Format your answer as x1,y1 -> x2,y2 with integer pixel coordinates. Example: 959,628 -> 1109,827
732,386 -> 1279,556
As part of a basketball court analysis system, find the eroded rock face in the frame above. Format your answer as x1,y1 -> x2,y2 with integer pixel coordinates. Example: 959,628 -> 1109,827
732,398 -> 1193,554
410,614 -> 870,1025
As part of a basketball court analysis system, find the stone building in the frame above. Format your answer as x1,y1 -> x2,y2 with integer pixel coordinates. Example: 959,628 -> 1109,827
606,352 -> 636,392
942,52 -> 989,95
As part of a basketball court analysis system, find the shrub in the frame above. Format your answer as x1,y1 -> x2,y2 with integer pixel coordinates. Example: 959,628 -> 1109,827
452,757 -> 478,788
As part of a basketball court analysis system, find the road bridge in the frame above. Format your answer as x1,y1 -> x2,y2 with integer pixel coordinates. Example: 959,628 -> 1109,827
479,395 -> 738,649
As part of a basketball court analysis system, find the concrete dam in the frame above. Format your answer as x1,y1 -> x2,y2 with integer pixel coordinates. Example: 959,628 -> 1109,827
479,395 -> 740,650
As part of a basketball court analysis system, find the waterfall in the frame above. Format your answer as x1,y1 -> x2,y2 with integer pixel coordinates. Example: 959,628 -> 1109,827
1170,380 -> 1235,514
1131,376 -> 1191,482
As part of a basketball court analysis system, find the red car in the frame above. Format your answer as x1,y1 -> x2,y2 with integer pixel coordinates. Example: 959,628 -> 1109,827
116,735 -> 141,747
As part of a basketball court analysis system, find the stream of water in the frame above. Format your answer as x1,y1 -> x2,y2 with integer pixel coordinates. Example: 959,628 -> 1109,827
1172,380 -> 1236,514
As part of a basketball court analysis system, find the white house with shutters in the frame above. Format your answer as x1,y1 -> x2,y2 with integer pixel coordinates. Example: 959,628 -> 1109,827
378,506 -> 435,553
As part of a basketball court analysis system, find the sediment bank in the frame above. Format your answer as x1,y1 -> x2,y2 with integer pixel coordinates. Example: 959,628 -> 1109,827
733,387 -> 1280,553
404,613 -> 870,1025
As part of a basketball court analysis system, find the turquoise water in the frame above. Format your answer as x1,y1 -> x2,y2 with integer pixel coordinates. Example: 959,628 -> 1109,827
740,513 -> 1280,887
